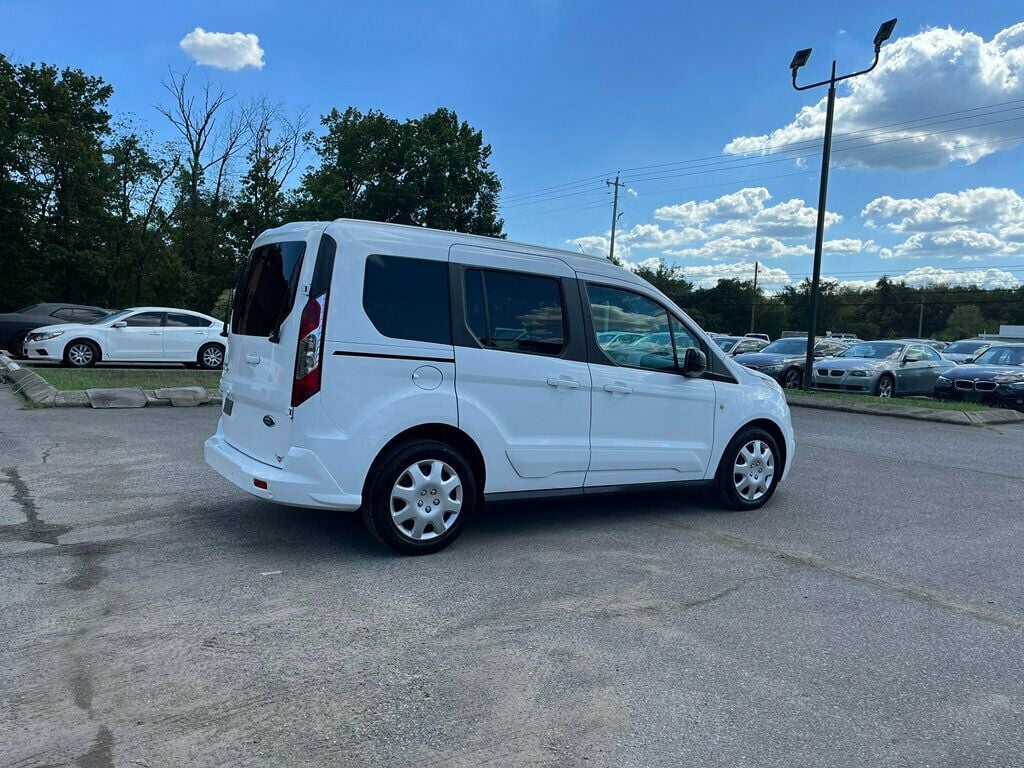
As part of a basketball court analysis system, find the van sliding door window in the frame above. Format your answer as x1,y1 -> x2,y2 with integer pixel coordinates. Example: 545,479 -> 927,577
363,255 -> 451,344
463,268 -> 566,356
232,241 -> 307,337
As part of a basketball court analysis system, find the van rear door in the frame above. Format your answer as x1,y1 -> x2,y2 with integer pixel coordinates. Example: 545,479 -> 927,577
220,226 -> 326,466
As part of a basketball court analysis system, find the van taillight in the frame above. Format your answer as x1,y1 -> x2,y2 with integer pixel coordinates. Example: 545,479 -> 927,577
292,292 -> 328,407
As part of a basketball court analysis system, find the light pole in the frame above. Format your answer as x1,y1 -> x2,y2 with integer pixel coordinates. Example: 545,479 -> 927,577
790,18 -> 896,391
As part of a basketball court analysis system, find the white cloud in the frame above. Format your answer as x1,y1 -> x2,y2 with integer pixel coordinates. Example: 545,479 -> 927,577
179,27 -> 265,71
725,23 -> 1024,169
862,187 -> 1024,232
863,187 -> 1024,259
834,266 -> 1020,290
654,187 -> 841,239
665,236 -> 812,261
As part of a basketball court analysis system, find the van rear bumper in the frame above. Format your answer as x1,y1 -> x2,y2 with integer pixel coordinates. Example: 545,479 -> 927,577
204,429 -> 361,511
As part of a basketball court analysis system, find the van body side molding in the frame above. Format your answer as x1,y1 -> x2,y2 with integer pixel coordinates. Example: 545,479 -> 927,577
484,479 -> 714,503
332,350 -> 456,364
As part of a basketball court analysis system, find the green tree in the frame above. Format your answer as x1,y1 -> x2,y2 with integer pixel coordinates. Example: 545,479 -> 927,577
291,107 -> 503,235
942,304 -> 985,340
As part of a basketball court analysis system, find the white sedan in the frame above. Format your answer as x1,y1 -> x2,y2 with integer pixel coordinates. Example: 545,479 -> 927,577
24,306 -> 226,368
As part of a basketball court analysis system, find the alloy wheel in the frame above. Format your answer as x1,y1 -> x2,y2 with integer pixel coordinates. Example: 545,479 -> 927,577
877,377 -> 894,398
68,343 -> 94,367
390,459 -> 463,541
203,346 -> 224,367
782,369 -> 801,389
732,440 -> 775,501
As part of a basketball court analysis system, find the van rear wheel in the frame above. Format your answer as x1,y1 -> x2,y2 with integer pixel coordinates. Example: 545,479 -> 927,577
362,440 -> 478,555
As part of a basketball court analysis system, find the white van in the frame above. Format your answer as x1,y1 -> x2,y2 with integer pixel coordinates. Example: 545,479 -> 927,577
205,220 -> 795,554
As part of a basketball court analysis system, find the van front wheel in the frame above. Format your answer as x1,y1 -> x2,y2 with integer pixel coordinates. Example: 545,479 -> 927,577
713,427 -> 781,511
362,440 -> 478,555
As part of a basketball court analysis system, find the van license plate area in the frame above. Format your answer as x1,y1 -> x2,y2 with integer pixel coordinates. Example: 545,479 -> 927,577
223,397 -> 234,415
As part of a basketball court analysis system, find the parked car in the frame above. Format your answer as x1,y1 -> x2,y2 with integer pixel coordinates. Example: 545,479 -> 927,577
23,307 -> 225,368
825,333 -> 862,343
941,338 -> 1002,363
897,337 -> 948,352
0,303 -> 111,358
744,333 -> 770,342
734,337 -> 849,389
595,331 -> 644,347
205,220 -> 795,555
812,340 -> 954,397
712,336 -> 769,356
934,344 -> 1024,411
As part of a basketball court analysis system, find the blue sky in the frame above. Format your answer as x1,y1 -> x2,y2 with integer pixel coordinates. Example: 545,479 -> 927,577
3,0 -> 1023,289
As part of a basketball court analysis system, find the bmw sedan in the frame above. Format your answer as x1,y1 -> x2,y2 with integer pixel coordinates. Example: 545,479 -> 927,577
934,343 -> 1024,411
941,338 -> 1002,364
734,337 -> 849,389
812,341 -> 954,398
24,307 -> 225,368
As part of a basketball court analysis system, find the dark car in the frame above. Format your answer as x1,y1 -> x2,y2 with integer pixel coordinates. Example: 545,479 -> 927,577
734,337 -> 849,389
941,338 -> 1002,363
0,303 -> 111,358
712,335 -> 769,356
934,343 -> 1024,411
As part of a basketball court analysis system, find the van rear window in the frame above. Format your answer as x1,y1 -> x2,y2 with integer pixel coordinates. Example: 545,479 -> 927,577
232,241 -> 307,337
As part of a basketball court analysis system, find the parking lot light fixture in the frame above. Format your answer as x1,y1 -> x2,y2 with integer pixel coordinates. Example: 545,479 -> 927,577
790,17 -> 896,391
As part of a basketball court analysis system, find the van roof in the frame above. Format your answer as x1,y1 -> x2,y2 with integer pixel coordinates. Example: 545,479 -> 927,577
257,218 -> 638,283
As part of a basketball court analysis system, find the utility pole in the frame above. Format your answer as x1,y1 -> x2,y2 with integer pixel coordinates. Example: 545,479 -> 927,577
790,17 -> 897,391
749,261 -> 760,333
606,174 -> 625,263
918,295 -> 925,337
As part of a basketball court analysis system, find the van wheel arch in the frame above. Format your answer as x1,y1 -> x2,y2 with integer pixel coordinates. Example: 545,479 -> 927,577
730,418 -> 787,478
364,424 -> 486,503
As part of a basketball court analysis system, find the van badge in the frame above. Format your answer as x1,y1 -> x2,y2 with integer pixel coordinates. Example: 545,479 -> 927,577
263,415 -> 276,427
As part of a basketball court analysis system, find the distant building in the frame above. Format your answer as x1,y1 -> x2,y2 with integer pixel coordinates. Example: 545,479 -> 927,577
980,325 -> 1024,343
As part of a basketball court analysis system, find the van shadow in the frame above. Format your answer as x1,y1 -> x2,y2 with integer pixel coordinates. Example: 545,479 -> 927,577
197,487 -> 721,559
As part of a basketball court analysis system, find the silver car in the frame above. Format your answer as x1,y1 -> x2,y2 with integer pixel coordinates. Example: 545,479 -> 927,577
812,341 -> 955,398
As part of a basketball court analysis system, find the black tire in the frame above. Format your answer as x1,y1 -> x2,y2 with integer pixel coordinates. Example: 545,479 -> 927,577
63,339 -> 99,368
875,374 -> 895,398
781,368 -> 802,389
7,330 -> 28,359
362,439 -> 478,555
197,343 -> 225,370
713,426 -> 782,511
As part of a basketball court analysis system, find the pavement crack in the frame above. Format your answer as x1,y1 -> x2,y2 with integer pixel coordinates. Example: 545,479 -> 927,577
655,518 -> 1024,632
0,466 -> 71,544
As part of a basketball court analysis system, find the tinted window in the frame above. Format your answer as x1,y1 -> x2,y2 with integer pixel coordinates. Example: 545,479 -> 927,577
125,312 -> 164,328
166,313 -> 211,328
51,308 -> 76,320
945,340 -> 988,354
974,346 -> 1024,366
73,309 -> 108,322
363,255 -> 451,344
588,285 -> 676,371
232,241 -> 306,337
762,339 -> 807,355
465,269 -> 565,356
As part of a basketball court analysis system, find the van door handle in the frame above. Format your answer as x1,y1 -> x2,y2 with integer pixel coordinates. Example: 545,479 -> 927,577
245,352 -> 261,366
546,377 -> 580,390
603,383 -> 633,395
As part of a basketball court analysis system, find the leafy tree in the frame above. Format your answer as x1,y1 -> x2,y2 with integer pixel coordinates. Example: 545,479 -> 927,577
942,304 -> 986,340
291,107 -> 503,235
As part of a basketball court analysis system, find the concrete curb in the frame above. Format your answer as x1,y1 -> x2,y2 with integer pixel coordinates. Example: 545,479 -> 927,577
786,393 -> 1024,426
1,353 -> 222,409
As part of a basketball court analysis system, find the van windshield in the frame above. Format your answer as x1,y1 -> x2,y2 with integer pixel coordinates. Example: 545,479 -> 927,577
232,241 -> 307,337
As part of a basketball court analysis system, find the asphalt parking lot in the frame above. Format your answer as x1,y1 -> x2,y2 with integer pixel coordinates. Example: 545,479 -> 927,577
2,389 -> 1024,767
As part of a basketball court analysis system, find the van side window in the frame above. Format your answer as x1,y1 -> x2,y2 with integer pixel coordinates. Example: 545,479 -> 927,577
463,268 -> 566,356
587,285 -> 677,372
363,255 -> 451,345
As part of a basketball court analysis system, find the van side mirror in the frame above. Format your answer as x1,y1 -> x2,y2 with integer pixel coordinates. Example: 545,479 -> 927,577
112,320 -> 127,328
680,347 -> 707,378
